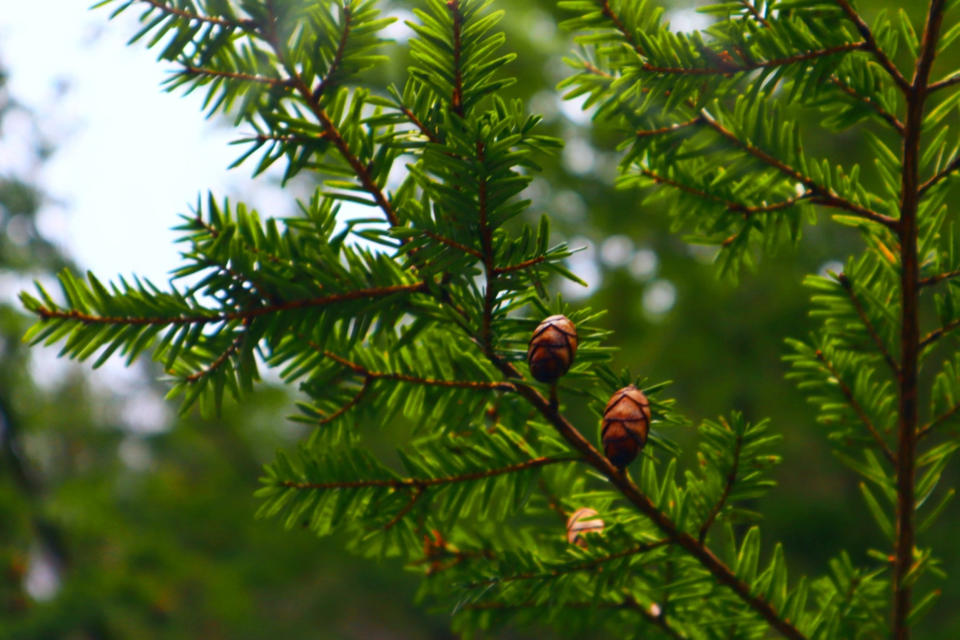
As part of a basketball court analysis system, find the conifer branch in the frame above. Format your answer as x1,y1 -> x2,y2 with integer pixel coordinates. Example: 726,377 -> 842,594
471,538 -> 670,586
700,113 -> 898,228
477,141 -> 497,355
814,349 -> 895,463
919,267 -> 960,288
32,282 -> 428,327
734,7 -> 904,134
738,0 -> 770,27
829,76 -> 905,134
464,596 -> 688,640
311,3 -> 352,101
279,455 -> 580,490
918,155 -> 960,196
623,593 -> 688,640
382,486 -> 424,530
181,65 -> 292,87
190,213 -> 288,265
644,42 -> 868,76
489,366 -> 807,640
834,0 -> 911,92
184,328 -> 246,383
415,530 -> 494,575
400,106 -> 442,144
259,2 -> 402,231
243,131 -> 331,146
917,401 -> 960,439
928,71 -> 960,93
319,349 -> 516,391
418,230 -> 483,259
698,420 -> 742,544
635,118 -> 702,138
641,169 -> 812,216
493,256 -> 549,274
306,101 -> 401,228
315,378 -> 369,425
138,0 -> 255,30
919,317 -> 960,349
448,0 -> 465,115
893,2 -> 948,636
837,273 -> 899,374
598,0 -> 865,76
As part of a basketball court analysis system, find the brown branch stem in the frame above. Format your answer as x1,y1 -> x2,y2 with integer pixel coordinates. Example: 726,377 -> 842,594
892,2 -> 948,636
33,282 -> 427,327
600,0 -> 863,76
259,2 -> 402,231
279,455 -> 579,491
837,273 -> 899,374
319,349 -> 516,391
315,378 -> 370,425
636,117 -> 702,138
418,230 -> 483,259
919,155 -> 960,197
917,401 -> 960,439
928,71 -> 960,93
699,420 -> 742,543
834,0 -> 911,92
815,349 -> 896,463
642,169 -> 811,216
493,256 -> 549,274
830,76 -> 905,134
401,106 -> 442,144
138,0 -> 255,29
182,65 -> 290,87
920,317 -> 960,349
738,0 -> 770,27
312,4 -> 351,100
184,329 -> 246,383
701,113 -> 898,228
919,267 -> 960,288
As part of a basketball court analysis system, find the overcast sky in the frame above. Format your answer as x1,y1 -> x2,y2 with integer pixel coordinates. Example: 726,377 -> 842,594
1,1 -> 293,284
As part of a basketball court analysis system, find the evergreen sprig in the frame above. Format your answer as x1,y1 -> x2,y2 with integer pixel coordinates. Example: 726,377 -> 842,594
561,0 -> 960,637
21,0 -> 960,637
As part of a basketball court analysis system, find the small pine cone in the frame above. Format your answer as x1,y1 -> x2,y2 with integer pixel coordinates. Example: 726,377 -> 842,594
601,385 -> 651,469
565,507 -> 605,549
527,315 -> 578,383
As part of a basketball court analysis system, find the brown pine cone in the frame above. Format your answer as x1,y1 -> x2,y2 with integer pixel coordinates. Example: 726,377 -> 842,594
601,385 -> 651,469
526,314 -> 578,383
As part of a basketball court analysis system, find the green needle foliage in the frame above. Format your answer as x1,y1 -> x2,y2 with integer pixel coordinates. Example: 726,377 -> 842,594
19,0 -> 960,637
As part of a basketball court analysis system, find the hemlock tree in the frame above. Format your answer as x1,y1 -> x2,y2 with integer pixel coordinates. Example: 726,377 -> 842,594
20,0 -> 960,637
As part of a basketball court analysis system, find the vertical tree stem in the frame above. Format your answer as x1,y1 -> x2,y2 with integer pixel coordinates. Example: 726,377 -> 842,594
894,2 -> 947,637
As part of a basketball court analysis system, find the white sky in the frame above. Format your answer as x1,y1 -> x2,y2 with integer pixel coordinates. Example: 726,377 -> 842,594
0,1 -> 310,422
1,1 -> 298,284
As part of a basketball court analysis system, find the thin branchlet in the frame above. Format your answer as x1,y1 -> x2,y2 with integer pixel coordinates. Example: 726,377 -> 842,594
33,282 -> 428,327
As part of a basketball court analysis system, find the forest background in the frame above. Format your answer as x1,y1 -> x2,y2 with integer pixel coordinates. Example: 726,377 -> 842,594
2,0 -> 956,638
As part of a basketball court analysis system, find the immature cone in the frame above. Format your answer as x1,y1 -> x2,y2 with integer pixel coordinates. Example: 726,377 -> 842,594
565,507 -> 605,549
601,385 -> 651,469
526,315 -> 578,383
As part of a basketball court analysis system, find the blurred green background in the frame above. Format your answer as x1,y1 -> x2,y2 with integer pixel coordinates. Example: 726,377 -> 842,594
3,0 -> 960,638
